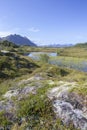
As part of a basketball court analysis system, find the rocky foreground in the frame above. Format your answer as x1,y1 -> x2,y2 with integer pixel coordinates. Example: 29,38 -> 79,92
0,72 -> 87,130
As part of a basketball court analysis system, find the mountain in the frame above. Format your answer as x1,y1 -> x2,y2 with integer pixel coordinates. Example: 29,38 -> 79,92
40,43 -> 74,48
0,34 -> 36,46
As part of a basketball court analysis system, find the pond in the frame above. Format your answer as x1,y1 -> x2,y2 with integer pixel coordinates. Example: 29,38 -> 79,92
28,52 -> 57,60
28,52 -> 87,72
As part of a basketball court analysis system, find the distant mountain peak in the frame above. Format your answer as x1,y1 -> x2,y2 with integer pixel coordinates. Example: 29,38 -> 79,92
0,34 -> 37,46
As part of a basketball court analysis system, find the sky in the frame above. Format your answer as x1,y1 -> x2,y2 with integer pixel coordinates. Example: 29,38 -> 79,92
0,0 -> 87,45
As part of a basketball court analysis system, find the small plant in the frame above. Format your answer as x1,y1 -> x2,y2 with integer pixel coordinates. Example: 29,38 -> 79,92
40,54 -> 49,63
0,111 -> 12,127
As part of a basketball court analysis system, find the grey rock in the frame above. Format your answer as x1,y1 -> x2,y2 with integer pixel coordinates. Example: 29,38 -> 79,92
48,82 -> 87,130
53,100 -> 87,130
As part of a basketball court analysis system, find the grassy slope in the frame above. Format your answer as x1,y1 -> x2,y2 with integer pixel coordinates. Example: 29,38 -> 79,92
0,64 -> 82,130
0,42 -> 87,130
57,46 -> 87,58
0,52 -> 38,81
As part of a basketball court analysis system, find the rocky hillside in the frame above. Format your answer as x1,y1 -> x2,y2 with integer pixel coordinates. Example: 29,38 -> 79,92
0,34 -> 36,46
0,42 -> 87,130
0,64 -> 87,130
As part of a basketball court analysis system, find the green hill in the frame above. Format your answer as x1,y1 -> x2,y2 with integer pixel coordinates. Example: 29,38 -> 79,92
0,51 -> 38,81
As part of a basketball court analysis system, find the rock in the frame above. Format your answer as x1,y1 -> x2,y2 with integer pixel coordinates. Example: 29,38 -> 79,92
53,100 -> 87,130
3,86 -> 36,100
0,100 -> 15,112
18,86 -> 36,100
4,90 -> 19,99
19,86 -> 36,95
47,81 -> 87,130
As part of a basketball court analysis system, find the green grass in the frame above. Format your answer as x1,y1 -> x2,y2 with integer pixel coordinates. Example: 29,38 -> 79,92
51,56 -> 87,65
0,111 -> 12,127
57,47 -> 87,58
0,52 -> 38,81
70,83 -> 87,97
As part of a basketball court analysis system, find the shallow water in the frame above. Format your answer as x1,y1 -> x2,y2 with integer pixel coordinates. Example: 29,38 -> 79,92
28,52 -> 57,60
28,52 -> 87,72
49,59 -> 87,72
28,52 -> 57,57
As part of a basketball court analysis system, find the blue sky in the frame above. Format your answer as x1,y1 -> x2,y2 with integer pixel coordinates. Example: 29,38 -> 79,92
0,0 -> 87,45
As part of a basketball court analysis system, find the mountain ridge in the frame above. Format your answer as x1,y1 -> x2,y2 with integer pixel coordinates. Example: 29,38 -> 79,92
0,34 -> 37,46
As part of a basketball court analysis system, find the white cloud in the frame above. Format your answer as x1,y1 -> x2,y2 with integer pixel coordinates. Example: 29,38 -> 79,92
28,27 -> 40,32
